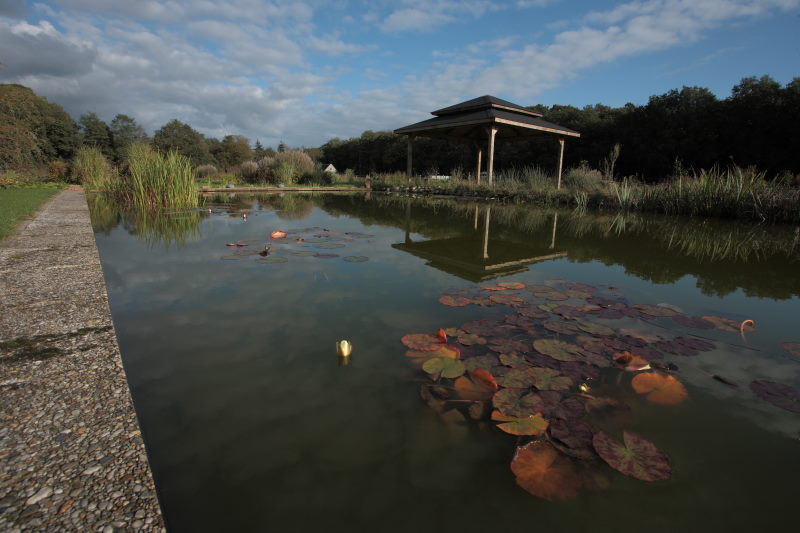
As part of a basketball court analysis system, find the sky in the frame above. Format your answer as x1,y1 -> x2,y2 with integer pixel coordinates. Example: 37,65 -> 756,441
1,0 -> 798,148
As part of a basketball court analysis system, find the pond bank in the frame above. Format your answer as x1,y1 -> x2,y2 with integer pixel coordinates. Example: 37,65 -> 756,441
0,188 -> 164,532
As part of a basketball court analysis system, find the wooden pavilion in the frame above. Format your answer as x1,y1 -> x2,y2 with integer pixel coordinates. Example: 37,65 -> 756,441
394,95 -> 580,187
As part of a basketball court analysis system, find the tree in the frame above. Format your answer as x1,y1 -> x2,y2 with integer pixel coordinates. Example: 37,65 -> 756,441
152,119 -> 212,164
79,112 -> 115,159
211,135 -> 252,169
110,114 -> 148,160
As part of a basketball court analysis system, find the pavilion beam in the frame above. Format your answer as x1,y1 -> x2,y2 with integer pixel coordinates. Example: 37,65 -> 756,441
556,137 -> 565,190
407,137 -> 413,178
487,126 -> 498,185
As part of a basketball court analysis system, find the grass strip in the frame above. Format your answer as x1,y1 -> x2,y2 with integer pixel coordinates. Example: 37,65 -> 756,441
0,187 -> 61,241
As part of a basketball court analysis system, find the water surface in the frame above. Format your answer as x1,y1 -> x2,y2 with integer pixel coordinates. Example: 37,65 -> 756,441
90,193 -> 800,532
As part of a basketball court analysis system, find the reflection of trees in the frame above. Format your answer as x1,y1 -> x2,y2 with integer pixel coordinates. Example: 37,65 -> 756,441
314,194 -> 800,299
262,194 -> 314,220
87,193 -> 205,248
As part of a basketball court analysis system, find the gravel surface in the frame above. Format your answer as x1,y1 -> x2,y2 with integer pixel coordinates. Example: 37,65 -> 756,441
0,188 -> 165,532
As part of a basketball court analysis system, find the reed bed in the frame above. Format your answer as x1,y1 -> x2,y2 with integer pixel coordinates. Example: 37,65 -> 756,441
115,143 -> 198,209
72,146 -> 114,189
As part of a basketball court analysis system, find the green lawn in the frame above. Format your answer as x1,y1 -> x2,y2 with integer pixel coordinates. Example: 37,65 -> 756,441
0,187 -> 62,241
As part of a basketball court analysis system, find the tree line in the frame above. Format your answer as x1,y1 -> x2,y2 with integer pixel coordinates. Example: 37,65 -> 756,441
321,75 -> 800,180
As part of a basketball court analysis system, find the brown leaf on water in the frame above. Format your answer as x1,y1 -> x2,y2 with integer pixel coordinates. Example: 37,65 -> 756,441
631,373 -> 688,405
496,413 -> 549,436
455,375 -> 495,401
511,442 -> 582,502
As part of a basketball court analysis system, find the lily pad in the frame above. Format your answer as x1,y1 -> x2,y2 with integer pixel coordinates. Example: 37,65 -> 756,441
543,321 -> 579,335
462,354 -> 499,372
577,321 -> 616,336
489,293 -> 527,307
404,345 -> 460,360
750,380 -> 800,413
256,257 -> 288,264
401,333 -> 443,352
593,431 -> 671,482
488,338 -> 530,354
315,242 -> 346,249
314,253 -> 340,258
439,295 -> 472,307
342,255 -> 369,262
302,237 -> 330,243
457,333 -> 486,346
533,339 -> 584,362
701,315 -> 742,332
422,357 -> 466,379
499,353 -> 531,368
631,373 -> 688,405
549,418 -> 595,451
290,250 -> 317,256
455,374 -> 495,401
493,388 -> 546,417
518,307 -> 550,319
220,255 -> 247,260
633,304 -> 679,317
498,282 -> 526,289
780,342 -> 800,357
511,441 -> 582,502
672,315 -> 715,329
495,413 -> 549,436
461,319 -> 501,336
469,369 -> 499,391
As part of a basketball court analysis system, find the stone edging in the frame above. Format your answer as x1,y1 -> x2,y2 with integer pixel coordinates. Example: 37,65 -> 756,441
0,189 -> 165,532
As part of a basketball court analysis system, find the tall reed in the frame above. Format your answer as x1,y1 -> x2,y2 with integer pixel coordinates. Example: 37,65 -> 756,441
119,143 -> 197,209
72,146 -> 113,189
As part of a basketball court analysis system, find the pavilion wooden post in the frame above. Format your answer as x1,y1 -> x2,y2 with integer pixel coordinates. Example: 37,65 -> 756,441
475,146 -> 483,184
556,137 -> 565,190
487,126 -> 498,185
406,137 -> 413,178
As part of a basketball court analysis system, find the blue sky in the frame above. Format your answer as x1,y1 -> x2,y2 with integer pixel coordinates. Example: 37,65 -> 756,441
1,0 -> 798,148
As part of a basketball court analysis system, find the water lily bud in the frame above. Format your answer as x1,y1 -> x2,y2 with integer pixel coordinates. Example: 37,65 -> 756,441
336,340 -> 352,357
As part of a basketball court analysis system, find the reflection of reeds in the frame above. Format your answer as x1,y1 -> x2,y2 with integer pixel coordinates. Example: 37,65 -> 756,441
87,192 -> 204,248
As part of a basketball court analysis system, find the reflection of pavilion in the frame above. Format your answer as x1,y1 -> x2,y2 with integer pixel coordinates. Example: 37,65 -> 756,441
392,205 -> 566,282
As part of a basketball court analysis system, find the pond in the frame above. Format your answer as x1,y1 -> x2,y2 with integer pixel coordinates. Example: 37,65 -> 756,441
89,193 -> 800,532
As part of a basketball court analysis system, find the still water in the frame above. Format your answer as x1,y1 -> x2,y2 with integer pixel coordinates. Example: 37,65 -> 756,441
89,193 -> 800,532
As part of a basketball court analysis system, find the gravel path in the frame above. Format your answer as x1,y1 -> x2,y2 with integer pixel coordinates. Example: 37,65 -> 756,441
0,188 -> 165,532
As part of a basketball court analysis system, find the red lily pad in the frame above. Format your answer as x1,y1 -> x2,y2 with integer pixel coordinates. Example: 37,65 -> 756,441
489,293 -> 527,307
461,319 -> 500,336
481,285 -> 508,291
504,315 -> 538,330
498,282 -> 526,289
549,418 -> 595,451
517,307 -> 550,319
470,369 -> 499,391
631,373 -> 689,405
488,338 -> 530,354
539,390 -> 586,420
455,374 -> 495,401
672,315 -> 716,329
552,305 -> 586,319
533,339 -> 584,362
511,442 -> 582,502
593,431 -> 671,482
750,380 -> 800,413
401,333 -> 442,352
439,295 -> 472,307
780,342 -> 800,357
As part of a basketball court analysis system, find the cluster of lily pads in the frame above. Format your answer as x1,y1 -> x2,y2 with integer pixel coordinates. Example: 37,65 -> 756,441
401,280 -> 800,502
220,226 -> 373,264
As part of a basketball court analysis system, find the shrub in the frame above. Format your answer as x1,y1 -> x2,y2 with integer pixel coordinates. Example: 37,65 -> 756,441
257,150 -> 314,184
48,160 -> 69,182
237,161 -> 259,183
297,164 -> 333,185
195,164 -> 219,180
563,164 -> 603,190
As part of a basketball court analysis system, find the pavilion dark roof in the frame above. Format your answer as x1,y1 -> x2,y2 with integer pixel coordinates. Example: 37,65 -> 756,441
395,95 -> 579,139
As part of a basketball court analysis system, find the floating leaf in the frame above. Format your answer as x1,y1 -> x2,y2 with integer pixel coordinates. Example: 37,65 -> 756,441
303,237 -> 329,243
518,307 -> 550,319
470,369 -> 498,391
481,285 -> 508,291
439,295 -> 472,307
528,368 -> 573,391
256,257 -> 288,264
672,315 -> 715,330
496,368 -> 539,389
342,255 -> 369,262
496,413 -> 549,436
559,361 -> 600,381
633,304 -> 679,317
701,315 -> 741,333
461,319 -> 501,336
220,255 -> 246,260
577,321 -> 615,336
488,338 -> 530,354
498,282 -> 526,289
533,339 -> 584,362
455,375 -> 495,401
511,442 -> 582,502
493,389 -> 545,417
457,333 -> 486,346
631,373 -> 688,405
499,353 -> 531,368
435,328 -> 448,343
290,250 -> 317,256
750,380 -> 800,413
539,391 -> 586,420
315,242 -> 346,249
422,357 -> 465,379
401,333 -> 442,352
613,352 -> 651,372
593,431 -> 671,482
545,292 -> 569,301
489,293 -> 527,307
563,282 -> 596,293
462,354 -> 499,372
780,342 -> 800,357
543,321 -> 579,335
270,230 -> 287,239
549,418 -> 595,451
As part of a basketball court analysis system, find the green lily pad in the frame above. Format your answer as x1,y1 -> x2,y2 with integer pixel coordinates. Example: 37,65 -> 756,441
593,431 -> 672,482
457,333 -> 486,346
493,388 -> 546,417
342,256 -> 369,262
422,357 -> 466,379
488,338 -> 530,354
496,413 -> 549,436
315,242 -> 346,249
633,304 -> 680,317
401,333 -> 442,352
527,367 -> 573,391
256,257 -> 288,264
532,339 -> 584,362
499,353 -> 531,368
543,321 -> 579,335
290,251 -> 317,256
463,354 -> 499,372
577,321 -> 616,336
